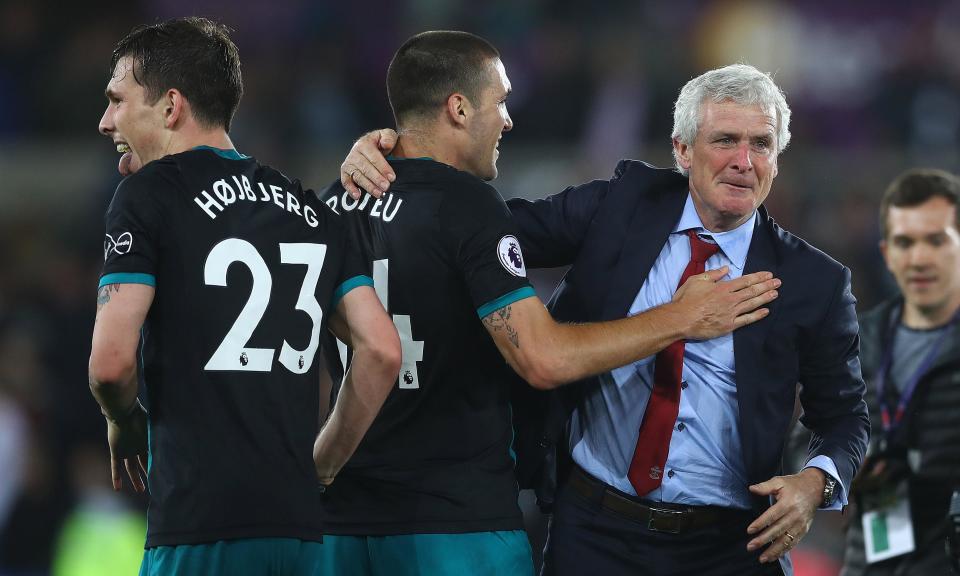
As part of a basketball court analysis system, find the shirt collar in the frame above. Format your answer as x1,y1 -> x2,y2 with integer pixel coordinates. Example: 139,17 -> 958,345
192,145 -> 247,160
672,192 -> 757,272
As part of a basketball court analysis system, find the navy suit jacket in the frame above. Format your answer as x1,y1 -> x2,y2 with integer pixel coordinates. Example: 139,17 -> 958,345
507,160 -> 870,512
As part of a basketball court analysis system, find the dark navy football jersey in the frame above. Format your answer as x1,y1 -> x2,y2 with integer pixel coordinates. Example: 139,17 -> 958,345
99,147 -> 370,547
318,158 -> 536,535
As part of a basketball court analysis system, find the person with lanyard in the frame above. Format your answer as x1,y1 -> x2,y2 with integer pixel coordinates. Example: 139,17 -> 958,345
842,168 -> 960,576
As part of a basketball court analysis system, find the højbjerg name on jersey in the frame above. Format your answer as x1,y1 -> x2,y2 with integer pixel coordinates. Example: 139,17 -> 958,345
193,174 -> 322,227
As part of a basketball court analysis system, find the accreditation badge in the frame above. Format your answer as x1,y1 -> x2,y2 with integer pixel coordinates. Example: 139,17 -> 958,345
861,480 -> 916,563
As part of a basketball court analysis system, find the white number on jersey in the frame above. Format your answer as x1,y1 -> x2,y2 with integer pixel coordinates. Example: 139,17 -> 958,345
203,239 -> 327,373
373,259 -> 424,389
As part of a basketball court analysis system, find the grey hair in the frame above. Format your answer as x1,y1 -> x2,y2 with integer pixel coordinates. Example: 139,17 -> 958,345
671,63 -> 791,175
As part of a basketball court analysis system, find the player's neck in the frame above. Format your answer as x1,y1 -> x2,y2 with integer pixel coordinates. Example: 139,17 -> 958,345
161,128 -> 235,159
393,129 -> 454,167
902,293 -> 960,329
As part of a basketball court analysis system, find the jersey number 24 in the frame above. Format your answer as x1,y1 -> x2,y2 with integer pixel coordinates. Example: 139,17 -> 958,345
334,258 -> 424,389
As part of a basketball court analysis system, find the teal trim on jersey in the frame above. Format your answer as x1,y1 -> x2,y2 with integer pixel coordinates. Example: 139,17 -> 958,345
386,155 -> 434,161
476,286 -> 536,319
99,272 -> 156,289
191,145 -> 248,160
317,532 -> 533,576
330,275 -> 374,310
140,538 -> 325,576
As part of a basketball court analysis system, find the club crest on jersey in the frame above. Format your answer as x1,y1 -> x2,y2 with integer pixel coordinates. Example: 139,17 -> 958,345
103,232 -> 133,261
497,235 -> 526,277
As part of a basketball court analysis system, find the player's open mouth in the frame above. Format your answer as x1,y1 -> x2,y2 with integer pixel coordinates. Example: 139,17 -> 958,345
117,142 -> 131,154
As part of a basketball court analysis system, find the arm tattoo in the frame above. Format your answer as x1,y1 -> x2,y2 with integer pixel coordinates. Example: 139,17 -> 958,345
483,305 -> 520,349
96,284 -> 121,312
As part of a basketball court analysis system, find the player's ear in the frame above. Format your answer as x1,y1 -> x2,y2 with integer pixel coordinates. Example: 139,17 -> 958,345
163,88 -> 185,129
445,93 -> 469,128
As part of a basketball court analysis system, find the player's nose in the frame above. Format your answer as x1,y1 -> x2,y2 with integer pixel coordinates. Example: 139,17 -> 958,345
99,106 -> 114,137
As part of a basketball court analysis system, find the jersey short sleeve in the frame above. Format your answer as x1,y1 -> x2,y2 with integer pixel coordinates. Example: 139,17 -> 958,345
330,235 -> 373,309
440,182 -> 535,318
99,172 -> 168,289
308,187 -> 374,309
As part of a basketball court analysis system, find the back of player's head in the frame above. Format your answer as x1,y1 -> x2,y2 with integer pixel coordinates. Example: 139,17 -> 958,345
387,31 -> 500,126
111,17 -> 243,132
880,168 -> 960,238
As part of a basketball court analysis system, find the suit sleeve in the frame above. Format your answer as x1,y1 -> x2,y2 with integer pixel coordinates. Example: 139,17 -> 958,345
506,177 -> 609,269
797,266 -> 871,498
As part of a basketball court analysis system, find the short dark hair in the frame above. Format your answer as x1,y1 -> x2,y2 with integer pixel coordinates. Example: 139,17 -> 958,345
386,31 -> 500,126
880,168 -> 960,238
110,17 -> 243,131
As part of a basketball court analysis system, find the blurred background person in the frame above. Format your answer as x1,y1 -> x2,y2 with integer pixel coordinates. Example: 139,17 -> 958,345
841,168 -> 960,576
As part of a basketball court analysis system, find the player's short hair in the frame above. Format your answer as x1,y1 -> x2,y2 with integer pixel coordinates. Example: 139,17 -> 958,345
880,168 -> 960,238
387,31 -> 500,126
111,17 -> 243,132
672,64 -> 791,175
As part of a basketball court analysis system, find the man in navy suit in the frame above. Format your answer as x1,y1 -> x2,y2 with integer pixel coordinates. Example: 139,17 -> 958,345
341,63 -> 869,576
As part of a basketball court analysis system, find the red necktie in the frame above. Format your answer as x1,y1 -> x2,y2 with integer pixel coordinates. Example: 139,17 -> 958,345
627,229 -> 719,496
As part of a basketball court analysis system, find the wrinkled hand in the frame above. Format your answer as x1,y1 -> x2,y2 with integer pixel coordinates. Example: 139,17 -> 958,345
673,267 -> 780,340
340,129 -> 398,199
746,468 -> 825,563
106,403 -> 149,493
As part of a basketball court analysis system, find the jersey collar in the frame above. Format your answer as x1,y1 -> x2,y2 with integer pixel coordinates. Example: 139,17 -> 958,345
192,145 -> 248,160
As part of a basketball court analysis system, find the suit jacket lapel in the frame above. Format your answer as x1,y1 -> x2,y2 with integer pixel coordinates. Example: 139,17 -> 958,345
734,206 -> 782,484
735,206 -> 782,358
601,178 -> 687,320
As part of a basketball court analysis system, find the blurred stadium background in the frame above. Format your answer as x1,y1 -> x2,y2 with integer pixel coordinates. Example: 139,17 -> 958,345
1,0 -> 958,574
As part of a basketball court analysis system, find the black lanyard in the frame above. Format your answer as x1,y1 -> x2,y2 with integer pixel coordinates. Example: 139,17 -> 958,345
874,305 -> 958,437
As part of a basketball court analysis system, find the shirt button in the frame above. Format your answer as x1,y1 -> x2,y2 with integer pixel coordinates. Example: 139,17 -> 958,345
680,381 -> 688,390
677,423 -> 685,432
667,470 -> 675,478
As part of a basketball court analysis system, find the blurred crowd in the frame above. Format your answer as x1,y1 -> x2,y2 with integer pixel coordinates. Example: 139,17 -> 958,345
1,0 -> 958,574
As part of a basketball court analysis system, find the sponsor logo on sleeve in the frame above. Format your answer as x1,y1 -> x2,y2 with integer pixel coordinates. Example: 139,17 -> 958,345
104,232 -> 133,261
497,235 -> 526,277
